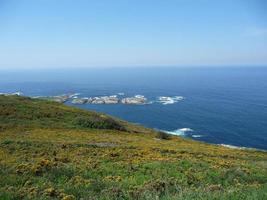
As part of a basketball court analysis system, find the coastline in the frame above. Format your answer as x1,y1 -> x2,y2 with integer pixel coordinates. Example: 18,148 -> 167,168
1,91 -> 266,151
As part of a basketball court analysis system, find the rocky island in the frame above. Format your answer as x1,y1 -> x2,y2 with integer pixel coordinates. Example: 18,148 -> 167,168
71,95 -> 147,105
121,95 -> 147,105
71,98 -> 88,104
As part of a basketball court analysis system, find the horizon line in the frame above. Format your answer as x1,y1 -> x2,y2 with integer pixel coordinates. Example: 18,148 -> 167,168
1,64 -> 267,71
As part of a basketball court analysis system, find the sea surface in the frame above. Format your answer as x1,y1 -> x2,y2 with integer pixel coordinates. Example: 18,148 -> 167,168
1,67 -> 267,150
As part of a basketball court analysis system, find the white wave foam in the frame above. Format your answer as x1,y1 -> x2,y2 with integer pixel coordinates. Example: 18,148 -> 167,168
220,144 -> 245,149
157,96 -> 184,105
12,92 -> 23,96
220,144 -> 266,152
179,128 -> 193,132
70,93 -> 81,98
164,130 -> 186,136
163,128 -> 193,136
135,95 -> 145,98
192,135 -> 202,138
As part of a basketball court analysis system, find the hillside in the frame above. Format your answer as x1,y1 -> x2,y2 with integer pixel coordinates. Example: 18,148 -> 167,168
0,95 -> 266,200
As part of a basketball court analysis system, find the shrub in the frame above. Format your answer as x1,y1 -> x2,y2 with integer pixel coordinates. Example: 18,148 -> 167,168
156,131 -> 171,140
73,116 -> 125,131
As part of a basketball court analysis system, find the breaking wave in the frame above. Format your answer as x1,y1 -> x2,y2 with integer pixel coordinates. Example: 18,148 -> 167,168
219,144 -> 266,152
191,135 -> 202,138
157,96 -> 184,105
219,144 -> 246,149
163,128 -> 193,136
163,128 -> 203,138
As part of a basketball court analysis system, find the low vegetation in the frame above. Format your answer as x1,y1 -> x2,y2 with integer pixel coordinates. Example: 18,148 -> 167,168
156,131 -> 171,140
0,95 -> 126,132
0,95 -> 266,199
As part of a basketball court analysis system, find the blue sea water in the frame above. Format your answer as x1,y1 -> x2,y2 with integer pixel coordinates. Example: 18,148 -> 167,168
0,67 -> 267,150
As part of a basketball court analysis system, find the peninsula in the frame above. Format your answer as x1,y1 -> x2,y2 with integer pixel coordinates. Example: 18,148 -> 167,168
0,95 -> 266,200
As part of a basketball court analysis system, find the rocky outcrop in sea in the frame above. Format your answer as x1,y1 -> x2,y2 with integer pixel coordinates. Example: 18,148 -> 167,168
1,92 -> 184,105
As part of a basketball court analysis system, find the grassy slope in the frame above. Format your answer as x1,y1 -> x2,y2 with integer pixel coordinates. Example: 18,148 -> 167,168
0,95 -> 266,200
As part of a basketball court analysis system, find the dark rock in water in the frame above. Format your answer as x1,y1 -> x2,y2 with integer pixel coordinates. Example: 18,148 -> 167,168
91,97 -> 105,104
121,95 -> 147,105
100,96 -> 119,104
71,98 -> 88,104
32,93 -> 148,105
90,96 -> 119,104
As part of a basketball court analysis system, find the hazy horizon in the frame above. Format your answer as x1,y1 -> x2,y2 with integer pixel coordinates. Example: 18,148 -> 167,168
0,65 -> 267,72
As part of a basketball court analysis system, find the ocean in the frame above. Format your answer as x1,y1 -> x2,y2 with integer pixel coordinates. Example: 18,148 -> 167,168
0,67 -> 267,150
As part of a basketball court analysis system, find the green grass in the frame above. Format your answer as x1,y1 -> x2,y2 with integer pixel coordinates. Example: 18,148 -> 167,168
0,95 -> 266,199
0,95 -> 127,131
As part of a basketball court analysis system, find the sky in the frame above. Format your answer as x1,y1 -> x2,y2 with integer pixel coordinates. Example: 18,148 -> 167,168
0,0 -> 267,69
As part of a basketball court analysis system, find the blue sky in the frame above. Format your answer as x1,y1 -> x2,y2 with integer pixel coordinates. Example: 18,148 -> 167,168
0,0 -> 266,68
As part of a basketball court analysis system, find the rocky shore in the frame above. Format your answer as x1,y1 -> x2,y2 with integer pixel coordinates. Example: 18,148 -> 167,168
0,92 -> 184,105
